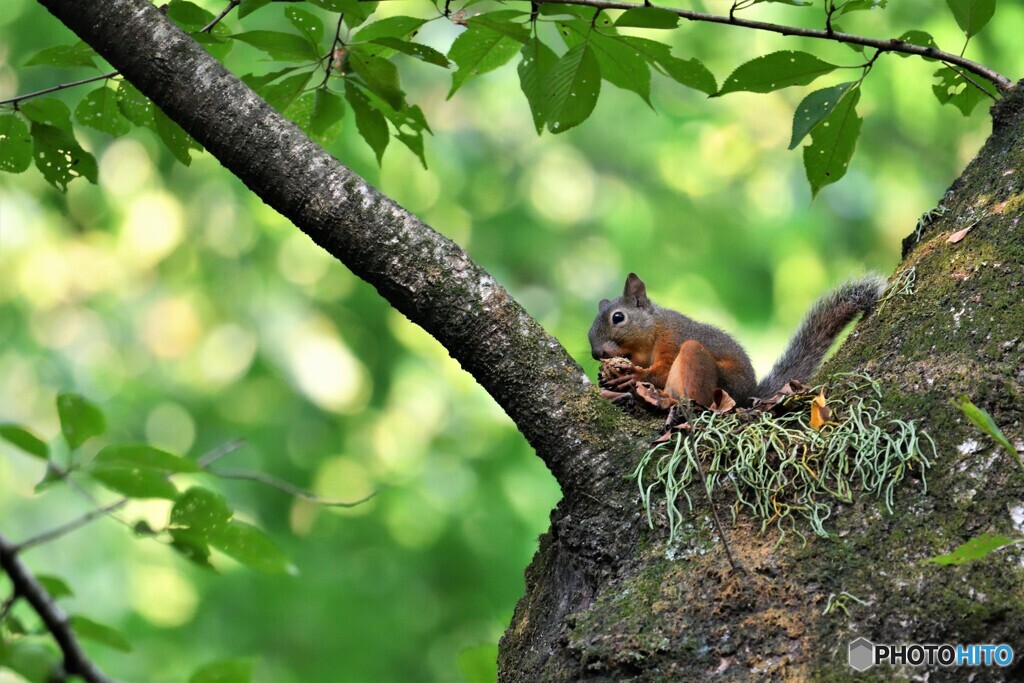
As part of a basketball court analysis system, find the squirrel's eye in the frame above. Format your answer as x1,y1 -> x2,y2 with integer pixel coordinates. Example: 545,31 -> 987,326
611,311 -> 625,324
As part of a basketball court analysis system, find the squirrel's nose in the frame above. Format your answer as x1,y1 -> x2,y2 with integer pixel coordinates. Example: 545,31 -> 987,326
592,342 -> 618,360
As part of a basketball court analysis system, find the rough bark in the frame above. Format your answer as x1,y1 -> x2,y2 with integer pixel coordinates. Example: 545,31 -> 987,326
36,0 -> 1024,680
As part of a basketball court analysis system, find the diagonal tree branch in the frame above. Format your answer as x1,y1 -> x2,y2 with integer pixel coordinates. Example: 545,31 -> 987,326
0,533 -> 113,683
34,0 -> 643,503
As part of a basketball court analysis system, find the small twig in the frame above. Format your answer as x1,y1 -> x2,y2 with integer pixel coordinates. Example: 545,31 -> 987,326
0,533 -> 114,683
206,468 -> 380,507
320,12 -> 347,88
0,71 -> 119,107
0,0 -> 239,108
196,438 -> 246,467
13,499 -> 129,554
0,593 -> 16,621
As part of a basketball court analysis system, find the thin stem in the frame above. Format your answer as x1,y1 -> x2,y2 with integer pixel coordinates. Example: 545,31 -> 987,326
0,0 -> 240,108
207,468 -> 380,507
196,438 -> 246,467
0,532 -> 114,683
13,499 -> 129,554
532,0 -> 1015,93
0,71 -> 119,107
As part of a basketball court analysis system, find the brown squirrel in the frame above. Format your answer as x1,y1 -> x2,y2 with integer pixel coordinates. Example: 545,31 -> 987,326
589,273 -> 886,407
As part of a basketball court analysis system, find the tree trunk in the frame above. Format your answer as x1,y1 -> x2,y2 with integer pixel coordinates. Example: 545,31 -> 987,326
37,0 -> 1024,679
501,84 -> 1024,681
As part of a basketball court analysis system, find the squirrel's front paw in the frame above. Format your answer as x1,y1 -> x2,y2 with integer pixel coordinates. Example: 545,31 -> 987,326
597,356 -> 639,390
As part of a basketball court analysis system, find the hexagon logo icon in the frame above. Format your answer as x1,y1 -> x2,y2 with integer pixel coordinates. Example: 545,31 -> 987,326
849,637 -> 875,671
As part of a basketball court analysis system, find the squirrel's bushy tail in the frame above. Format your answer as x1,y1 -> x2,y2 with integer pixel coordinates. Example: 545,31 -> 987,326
755,274 -> 887,399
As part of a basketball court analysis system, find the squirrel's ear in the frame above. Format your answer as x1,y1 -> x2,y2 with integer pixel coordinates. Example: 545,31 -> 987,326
598,298 -> 611,312
624,273 -> 650,308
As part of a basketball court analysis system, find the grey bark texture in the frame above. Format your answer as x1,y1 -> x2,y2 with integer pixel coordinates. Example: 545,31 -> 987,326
37,0 -> 1024,680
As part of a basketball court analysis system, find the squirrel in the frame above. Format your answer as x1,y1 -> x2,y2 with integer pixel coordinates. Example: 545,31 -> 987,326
588,273 -> 886,407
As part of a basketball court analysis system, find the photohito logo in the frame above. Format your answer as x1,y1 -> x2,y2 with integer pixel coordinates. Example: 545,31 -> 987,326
848,637 -> 1015,671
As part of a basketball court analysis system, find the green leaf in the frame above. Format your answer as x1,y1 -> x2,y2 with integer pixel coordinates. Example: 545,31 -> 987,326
518,36 -> 559,133
352,16 -> 428,43
167,0 -> 216,31
95,444 -> 199,473
544,42 -> 601,134
153,108 -> 202,166
447,25 -> 523,98
30,123 -> 98,192
287,89 -> 346,146
837,0 -> 887,14
238,0 -> 272,19
559,22 -> 650,106
257,71 -> 314,113
309,0 -> 378,28
803,86 -> 861,197
171,486 -> 233,534
75,86 -> 131,137
895,30 -> 939,58
56,393 -> 105,449
946,0 -> 995,38
231,30 -> 320,62
954,394 -> 1024,473
615,7 -> 679,29
0,424 -> 49,460
538,4 -> 593,18
70,616 -> 132,652
209,521 -> 291,573
467,11 -> 531,44
170,528 -> 215,569
345,83 -> 389,163
369,38 -> 450,67
34,464 -> 64,492
285,6 -> 324,48
931,66 -> 995,117
116,82 -> 155,127
0,640 -> 60,683
927,533 -> 1018,565
190,658 -> 254,683
20,98 -> 73,130
789,81 -> 857,150
752,0 -> 811,5
0,114 -> 33,174
348,51 -> 405,110
89,466 -> 179,499
620,36 -> 716,95
35,575 -> 73,600
24,41 -> 98,68
457,644 -> 498,683
718,50 -> 839,95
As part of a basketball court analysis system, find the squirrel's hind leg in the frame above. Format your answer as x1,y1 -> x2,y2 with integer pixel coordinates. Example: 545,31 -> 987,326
665,340 -> 718,408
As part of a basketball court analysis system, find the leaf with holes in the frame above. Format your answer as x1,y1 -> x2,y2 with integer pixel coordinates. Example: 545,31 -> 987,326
789,81 -> 857,150
544,42 -> 601,134
559,22 -> 650,106
0,115 -> 33,174
288,89 -> 346,146
803,86 -> 860,197
946,0 -> 995,38
75,86 -> 131,137
285,6 -> 324,48
615,7 -> 679,28
154,108 -> 202,166
346,83 -> 389,163
171,486 -> 233,535
448,25 -> 523,98
518,36 -> 559,133
932,66 -> 996,117
231,30 -> 320,62
719,51 -> 839,95
116,82 -> 155,127
209,521 -> 292,573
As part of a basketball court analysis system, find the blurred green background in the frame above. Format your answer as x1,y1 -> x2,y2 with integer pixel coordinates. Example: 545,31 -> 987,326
1,1 -> 1022,681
